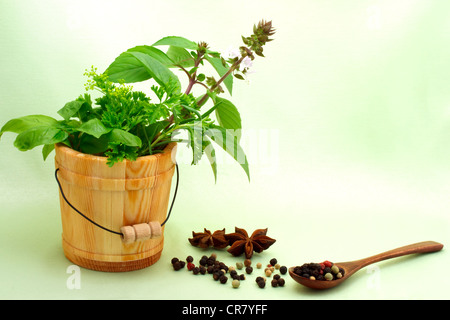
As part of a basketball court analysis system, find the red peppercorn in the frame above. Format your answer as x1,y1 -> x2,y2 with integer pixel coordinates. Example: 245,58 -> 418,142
320,263 -> 325,270
323,260 -> 332,268
187,262 -> 195,271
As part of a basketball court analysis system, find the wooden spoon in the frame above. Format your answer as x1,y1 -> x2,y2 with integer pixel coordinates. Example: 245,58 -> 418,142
289,241 -> 443,290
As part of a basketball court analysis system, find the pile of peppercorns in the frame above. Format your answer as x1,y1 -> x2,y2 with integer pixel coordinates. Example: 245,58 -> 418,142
170,254 -> 288,289
171,253 -> 246,286
292,260 -> 345,281
253,258 -> 287,288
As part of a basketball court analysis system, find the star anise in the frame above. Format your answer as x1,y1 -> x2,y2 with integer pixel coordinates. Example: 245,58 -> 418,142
225,227 -> 276,259
188,228 -> 229,249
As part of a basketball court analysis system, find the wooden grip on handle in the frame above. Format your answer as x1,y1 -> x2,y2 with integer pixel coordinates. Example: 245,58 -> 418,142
120,222 -> 162,244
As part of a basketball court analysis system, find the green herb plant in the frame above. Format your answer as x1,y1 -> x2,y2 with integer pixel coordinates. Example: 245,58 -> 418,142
0,20 -> 275,181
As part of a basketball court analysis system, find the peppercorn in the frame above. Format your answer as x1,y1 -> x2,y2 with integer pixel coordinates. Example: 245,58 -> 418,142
257,280 -> 266,288
200,266 -> 206,275
324,273 -> 333,281
256,262 -> 262,269
271,279 -> 278,287
265,268 -> 272,277
193,267 -> 200,275
186,256 -> 193,263
331,265 -> 339,274
274,263 -> 280,270
323,260 -> 332,268
236,262 -> 243,270
219,275 -> 228,284
277,278 -> 285,286
244,259 -> 252,267
172,261 -> 182,271
256,276 -> 264,283
232,279 -> 240,288
273,274 -> 280,280
179,261 -> 186,268
171,257 -> 179,264
246,266 -> 253,274
279,266 -> 287,274
270,258 -> 277,266
239,274 -> 246,281
187,262 -> 195,271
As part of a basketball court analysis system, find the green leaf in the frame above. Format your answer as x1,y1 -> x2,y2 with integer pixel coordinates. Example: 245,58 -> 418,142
145,120 -> 169,142
77,118 -> 111,138
197,73 -> 206,82
0,115 -> 58,138
42,144 -> 55,160
58,96 -> 91,120
128,45 -> 174,65
205,55 -> 233,95
128,51 -> 181,93
108,129 -> 142,147
203,137 -> 217,183
79,134 -> 110,155
213,97 -> 242,141
185,123 -> 204,165
152,36 -> 199,50
205,125 -> 250,181
166,46 -> 195,68
14,127 -> 68,151
105,52 -> 151,83
105,46 -> 174,83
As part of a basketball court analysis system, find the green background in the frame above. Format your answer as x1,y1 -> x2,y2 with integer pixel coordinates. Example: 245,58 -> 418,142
0,0 -> 449,300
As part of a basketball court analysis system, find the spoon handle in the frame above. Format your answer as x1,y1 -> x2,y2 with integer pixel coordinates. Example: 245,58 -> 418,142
352,241 -> 443,271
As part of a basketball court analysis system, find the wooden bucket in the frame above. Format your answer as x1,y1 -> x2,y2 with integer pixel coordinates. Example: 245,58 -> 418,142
54,142 -> 177,272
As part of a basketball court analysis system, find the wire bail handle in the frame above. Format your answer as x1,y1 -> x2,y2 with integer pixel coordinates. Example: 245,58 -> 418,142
54,163 -> 179,243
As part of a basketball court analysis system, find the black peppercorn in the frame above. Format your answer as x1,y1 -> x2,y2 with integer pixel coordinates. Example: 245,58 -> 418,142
270,258 -> 277,266
279,266 -> 287,274
257,280 -> 266,288
271,279 -> 278,287
219,275 -> 228,284
277,278 -> 285,286
273,274 -> 280,280
200,266 -> 206,274
171,257 -> 179,264
245,266 -> 253,274
172,261 -> 181,271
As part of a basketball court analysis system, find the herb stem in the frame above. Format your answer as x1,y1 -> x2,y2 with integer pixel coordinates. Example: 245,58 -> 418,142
197,55 -> 245,106
184,51 -> 204,95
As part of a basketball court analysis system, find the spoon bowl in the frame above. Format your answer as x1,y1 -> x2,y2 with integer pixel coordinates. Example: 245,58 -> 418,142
289,241 -> 443,290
